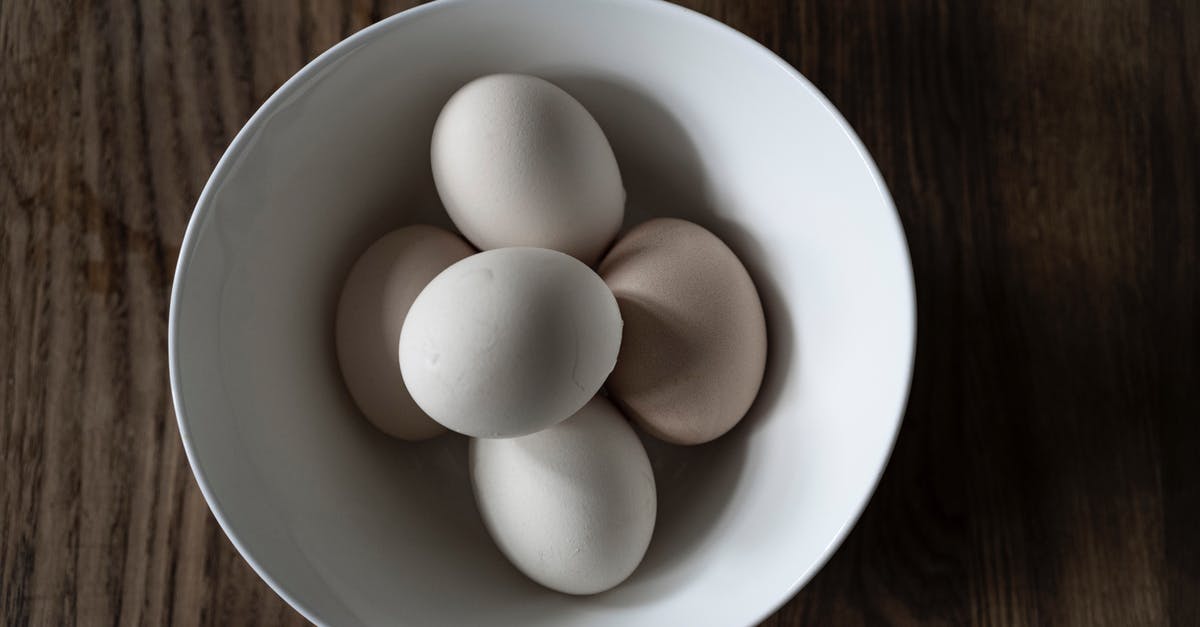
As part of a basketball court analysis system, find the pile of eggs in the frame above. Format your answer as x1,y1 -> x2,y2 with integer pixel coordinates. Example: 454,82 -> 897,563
336,74 -> 767,595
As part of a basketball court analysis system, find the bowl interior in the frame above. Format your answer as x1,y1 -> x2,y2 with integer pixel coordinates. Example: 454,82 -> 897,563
170,1 -> 914,625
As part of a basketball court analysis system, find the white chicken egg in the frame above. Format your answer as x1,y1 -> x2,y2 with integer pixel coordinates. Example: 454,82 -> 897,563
398,247 -> 622,438
431,74 -> 625,265
470,396 -> 657,595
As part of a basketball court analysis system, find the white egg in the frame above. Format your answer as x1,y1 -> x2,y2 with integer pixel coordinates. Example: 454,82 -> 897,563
431,74 -> 625,265
399,247 -> 622,438
471,396 -> 657,595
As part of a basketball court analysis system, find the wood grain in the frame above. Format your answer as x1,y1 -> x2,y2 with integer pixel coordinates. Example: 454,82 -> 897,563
1,1 -> 1197,625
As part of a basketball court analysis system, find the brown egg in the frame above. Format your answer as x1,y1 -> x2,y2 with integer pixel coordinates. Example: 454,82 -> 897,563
336,225 -> 474,440
599,218 -> 767,445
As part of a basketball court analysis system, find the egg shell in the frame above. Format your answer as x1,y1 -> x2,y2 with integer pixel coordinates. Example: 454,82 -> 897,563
399,247 -> 622,438
335,225 -> 474,440
470,396 -> 657,595
599,218 -> 767,445
431,74 -> 625,265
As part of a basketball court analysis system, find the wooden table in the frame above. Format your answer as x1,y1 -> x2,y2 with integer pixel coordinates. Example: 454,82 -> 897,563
2,1 -> 1197,625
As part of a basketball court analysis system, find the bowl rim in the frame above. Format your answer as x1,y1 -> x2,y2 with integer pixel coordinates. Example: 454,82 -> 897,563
168,0 -> 916,624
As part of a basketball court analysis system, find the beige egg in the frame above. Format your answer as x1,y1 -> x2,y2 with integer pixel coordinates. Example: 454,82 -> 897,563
336,225 -> 474,440
599,218 -> 767,445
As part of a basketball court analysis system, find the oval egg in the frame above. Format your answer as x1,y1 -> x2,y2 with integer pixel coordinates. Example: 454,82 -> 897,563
335,225 -> 474,440
470,396 -> 657,595
599,218 -> 768,445
431,74 -> 625,265
399,247 -> 622,438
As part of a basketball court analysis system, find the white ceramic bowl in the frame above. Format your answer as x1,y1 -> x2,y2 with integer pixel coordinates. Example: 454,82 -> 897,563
168,0 -> 915,625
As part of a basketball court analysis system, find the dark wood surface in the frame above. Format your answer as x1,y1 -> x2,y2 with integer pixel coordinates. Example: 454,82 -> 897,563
2,0 -> 1197,625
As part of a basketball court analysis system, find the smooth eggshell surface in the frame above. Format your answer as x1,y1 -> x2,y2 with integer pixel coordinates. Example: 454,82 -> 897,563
335,225 -> 475,440
399,247 -> 622,438
470,396 -> 657,595
599,218 -> 767,445
431,74 -> 625,265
